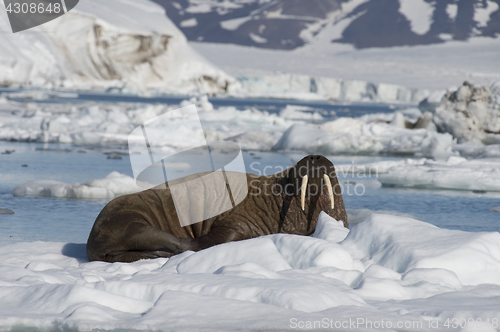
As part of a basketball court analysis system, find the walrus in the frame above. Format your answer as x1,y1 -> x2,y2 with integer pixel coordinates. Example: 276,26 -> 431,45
86,155 -> 348,263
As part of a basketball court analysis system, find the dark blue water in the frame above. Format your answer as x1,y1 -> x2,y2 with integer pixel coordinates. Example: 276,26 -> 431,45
1,141 -> 499,245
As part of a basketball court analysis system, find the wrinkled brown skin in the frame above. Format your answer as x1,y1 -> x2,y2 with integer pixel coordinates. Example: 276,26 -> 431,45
87,155 -> 348,263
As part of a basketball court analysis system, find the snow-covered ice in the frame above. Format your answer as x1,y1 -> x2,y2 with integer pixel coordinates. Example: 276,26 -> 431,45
0,0 -> 235,94
12,172 -> 140,199
337,157 -> 500,192
273,115 -> 456,159
1,213 -> 500,331
2,90 -> 500,162
433,81 -> 500,144
235,73 -> 431,103
379,157 -> 500,192
4,94 -> 500,160
0,98 -> 293,151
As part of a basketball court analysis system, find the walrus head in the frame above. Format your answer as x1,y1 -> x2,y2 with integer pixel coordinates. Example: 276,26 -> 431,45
294,155 -> 336,212
273,155 -> 348,233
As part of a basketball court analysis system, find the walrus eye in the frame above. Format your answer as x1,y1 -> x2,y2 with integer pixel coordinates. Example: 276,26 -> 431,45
301,174 -> 308,211
324,174 -> 334,210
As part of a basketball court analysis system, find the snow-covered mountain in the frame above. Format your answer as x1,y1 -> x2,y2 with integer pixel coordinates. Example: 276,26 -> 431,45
0,0 -> 236,93
157,0 -> 500,49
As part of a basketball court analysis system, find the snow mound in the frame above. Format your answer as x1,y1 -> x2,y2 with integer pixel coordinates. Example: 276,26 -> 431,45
12,172 -> 141,199
433,81 -> 500,144
0,0 -> 235,94
1,213 -> 500,330
378,157 -> 500,191
343,214 -> 500,286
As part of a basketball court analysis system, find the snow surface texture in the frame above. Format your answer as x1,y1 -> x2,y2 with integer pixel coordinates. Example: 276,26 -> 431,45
431,81 -> 500,144
0,0 -> 235,94
1,213 -> 500,331
338,157 -> 500,191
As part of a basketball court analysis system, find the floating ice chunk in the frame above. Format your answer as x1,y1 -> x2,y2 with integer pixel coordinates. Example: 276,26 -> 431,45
454,142 -> 500,158
273,118 -> 455,157
420,131 -> 457,160
321,117 -> 364,134
273,123 -> 383,154
0,101 -> 292,149
12,172 -> 142,199
378,157 -> 500,191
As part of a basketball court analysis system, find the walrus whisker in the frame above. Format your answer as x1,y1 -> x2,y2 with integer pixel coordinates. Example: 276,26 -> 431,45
301,174 -> 308,211
324,174 -> 334,210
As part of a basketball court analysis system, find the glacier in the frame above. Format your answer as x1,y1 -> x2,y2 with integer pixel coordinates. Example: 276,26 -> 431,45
0,0 -> 236,94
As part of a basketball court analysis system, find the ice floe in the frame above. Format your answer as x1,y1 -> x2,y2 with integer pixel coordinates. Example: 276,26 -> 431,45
1,213 -> 500,330
12,172 -> 140,199
0,100 -> 293,150
338,157 -> 500,192
273,116 -> 456,159
1,92 -> 500,160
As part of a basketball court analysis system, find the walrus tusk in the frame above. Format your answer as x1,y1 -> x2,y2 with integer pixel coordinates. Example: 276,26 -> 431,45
324,174 -> 334,210
301,174 -> 308,211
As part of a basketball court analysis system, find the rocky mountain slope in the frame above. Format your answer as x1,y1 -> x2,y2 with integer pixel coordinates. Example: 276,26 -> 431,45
156,0 -> 500,49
